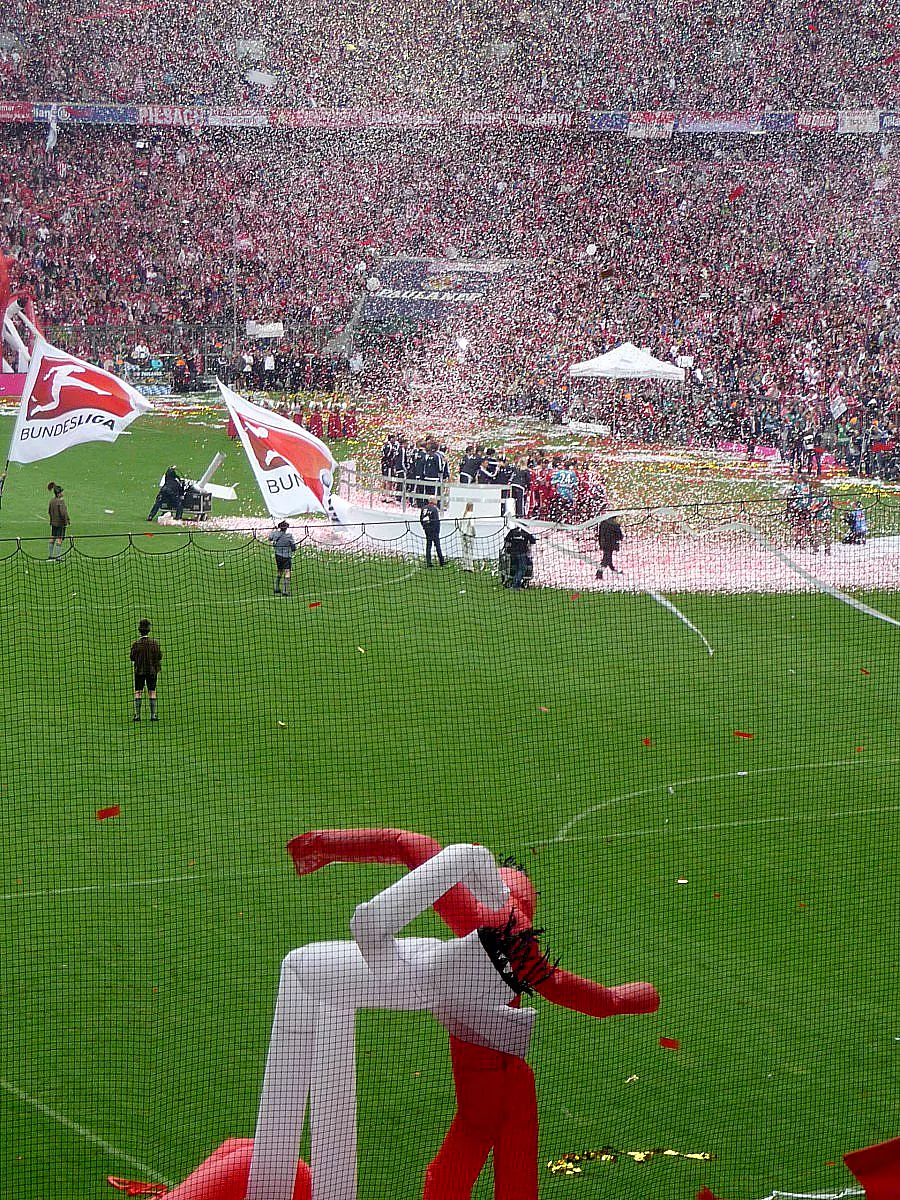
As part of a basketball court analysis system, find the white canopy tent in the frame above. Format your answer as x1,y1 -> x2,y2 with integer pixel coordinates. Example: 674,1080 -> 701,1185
569,342 -> 685,382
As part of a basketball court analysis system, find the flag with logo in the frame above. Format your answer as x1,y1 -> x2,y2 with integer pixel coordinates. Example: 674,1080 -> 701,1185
218,380 -> 336,517
8,336 -> 152,463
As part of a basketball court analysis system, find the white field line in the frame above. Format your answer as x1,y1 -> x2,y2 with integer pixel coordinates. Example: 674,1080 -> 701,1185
645,588 -> 715,655
0,873 -> 199,901
0,1076 -> 173,1185
0,865 -> 285,902
553,802 -> 900,847
682,519 -> 900,627
759,1191 -> 862,1199
548,756 -> 900,844
545,529 -> 717,654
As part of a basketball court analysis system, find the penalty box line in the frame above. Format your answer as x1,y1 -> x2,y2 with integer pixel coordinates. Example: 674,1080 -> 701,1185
0,1076 -> 173,1185
546,755 -> 900,844
555,801 -> 900,847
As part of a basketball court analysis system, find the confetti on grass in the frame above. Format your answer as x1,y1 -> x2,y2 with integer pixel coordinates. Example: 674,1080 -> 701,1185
106,1178 -> 167,1197
660,1037 -> 681,1049
547,1146 -> 714,1174
733,731 -> 754,739
308,601 -> 321,608
860,668 -> 871,676
96,806 -> 120,820
642,737 -> 652,746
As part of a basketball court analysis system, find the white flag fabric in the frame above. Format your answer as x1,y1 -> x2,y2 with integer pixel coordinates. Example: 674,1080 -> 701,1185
8,336 -> 152,464
218,380 -> 336,518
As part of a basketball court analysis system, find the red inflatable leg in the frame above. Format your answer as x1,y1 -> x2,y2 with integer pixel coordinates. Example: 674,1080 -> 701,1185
844,1136 -> 900,1199
491,1056 -> 538,1200
164,1139 -> 310,1200
423,1041 -> 539,1200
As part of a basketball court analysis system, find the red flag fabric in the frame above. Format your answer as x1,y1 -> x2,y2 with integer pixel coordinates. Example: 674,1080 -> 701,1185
218,380 -> 336,518
8,336 -> 151,463
844,1135 -> 900,1198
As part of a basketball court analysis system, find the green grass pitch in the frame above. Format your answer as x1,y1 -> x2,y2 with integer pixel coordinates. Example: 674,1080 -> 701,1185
0,422 -> 898,1199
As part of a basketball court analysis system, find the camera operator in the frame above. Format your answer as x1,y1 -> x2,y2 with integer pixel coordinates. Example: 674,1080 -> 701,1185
147,465 -> 185,522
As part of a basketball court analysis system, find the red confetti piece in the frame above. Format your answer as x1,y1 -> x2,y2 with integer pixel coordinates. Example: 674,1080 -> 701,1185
107,1179 -> 167,1197
308,601 -> 321,608
642,737 -> 652,746
733,731 -> 754,739
569,593 -> 580,601
538,705 -> 549,713
697,1189 -> 719,1200
856,746 -> 864,752
659,1037 -> 681,1050
860,668 -> 870,676
96,806 -> 120,821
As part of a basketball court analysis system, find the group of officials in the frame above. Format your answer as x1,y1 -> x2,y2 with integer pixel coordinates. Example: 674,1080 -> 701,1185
381,437 -> 532,517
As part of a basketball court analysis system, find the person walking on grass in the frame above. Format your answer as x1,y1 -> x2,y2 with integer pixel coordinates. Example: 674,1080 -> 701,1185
130,618 -> 162,722
268,520 -> 297,596
596,515 -> 624,579
47,482 -> 69,561
420,497 -> 445,567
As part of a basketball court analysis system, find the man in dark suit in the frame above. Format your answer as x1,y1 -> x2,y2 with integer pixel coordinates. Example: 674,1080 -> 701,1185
458,445 -> 481,484
510,460 -> 532,518
596,516 -> 623,578
477,449 -> 501,485
420,499 -> 445,567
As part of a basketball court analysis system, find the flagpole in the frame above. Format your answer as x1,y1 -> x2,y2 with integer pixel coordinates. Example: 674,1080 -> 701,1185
0,458 -> 8,510
232,202 -> 239,358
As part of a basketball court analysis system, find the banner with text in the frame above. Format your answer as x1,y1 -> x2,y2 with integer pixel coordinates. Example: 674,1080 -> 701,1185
8,336 -> 152,463
361,257 -> 517,323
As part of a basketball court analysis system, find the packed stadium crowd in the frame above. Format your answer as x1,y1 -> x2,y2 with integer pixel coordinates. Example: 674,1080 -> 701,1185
4,0 -> 898,110
1,117 -> 898,476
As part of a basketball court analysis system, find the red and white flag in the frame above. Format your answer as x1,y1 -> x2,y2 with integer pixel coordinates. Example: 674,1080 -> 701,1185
218,380 -> 336,518
8,336 -> 152,463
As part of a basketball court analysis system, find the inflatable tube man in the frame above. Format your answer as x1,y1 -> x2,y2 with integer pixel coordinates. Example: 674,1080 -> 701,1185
246,842 -> 536,1200
284,829 -> 660,1200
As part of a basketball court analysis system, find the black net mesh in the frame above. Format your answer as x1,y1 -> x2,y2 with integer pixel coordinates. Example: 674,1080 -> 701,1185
1,518 -> 898,1199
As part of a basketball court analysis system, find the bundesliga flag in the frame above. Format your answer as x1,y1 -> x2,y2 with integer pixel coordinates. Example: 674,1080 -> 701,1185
8,336 -> 152,464
218,380 -> 336,518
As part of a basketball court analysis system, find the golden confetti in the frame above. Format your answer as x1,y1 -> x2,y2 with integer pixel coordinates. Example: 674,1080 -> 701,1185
546,1147 -> 716,1174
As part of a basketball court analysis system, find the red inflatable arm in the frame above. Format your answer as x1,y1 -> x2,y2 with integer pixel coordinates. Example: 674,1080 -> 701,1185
288,828 -> 442,875
286,829 -> 658,1015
